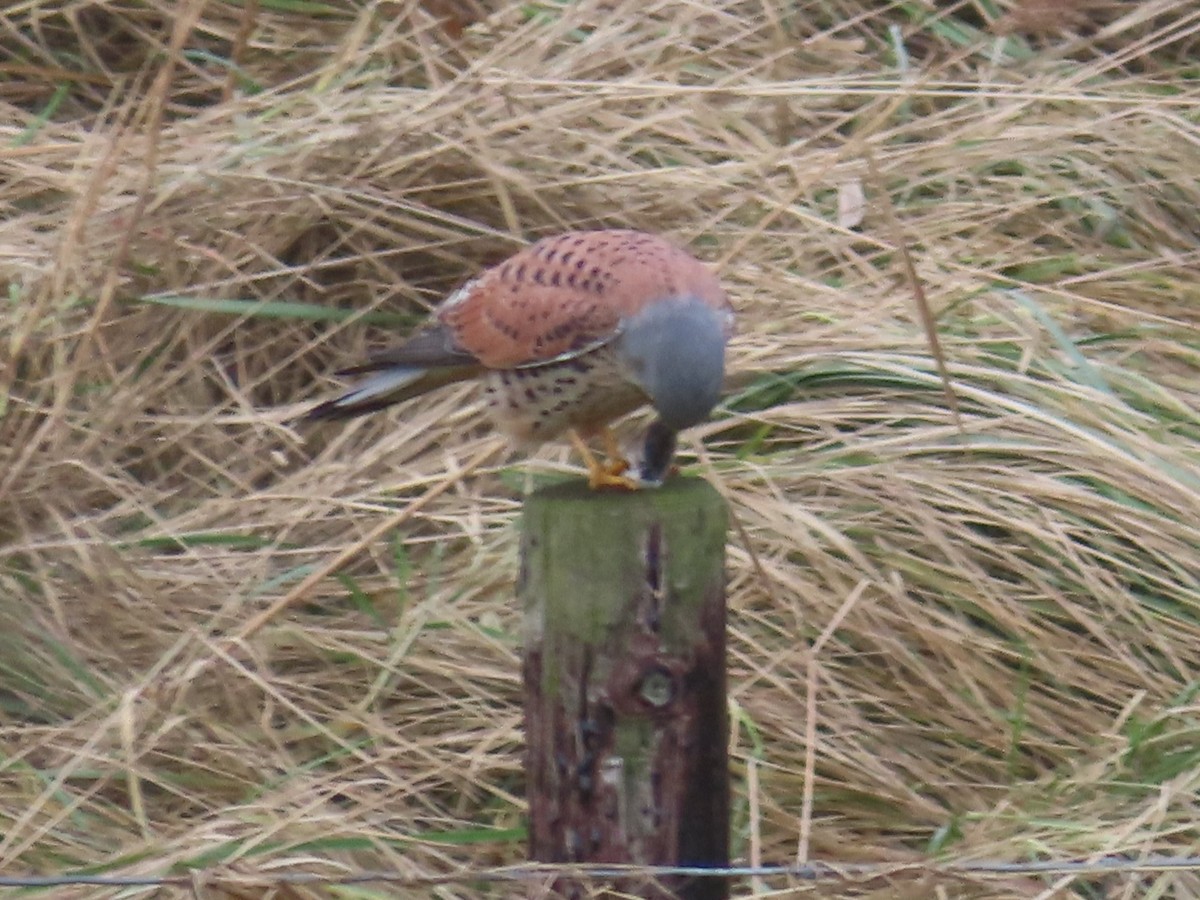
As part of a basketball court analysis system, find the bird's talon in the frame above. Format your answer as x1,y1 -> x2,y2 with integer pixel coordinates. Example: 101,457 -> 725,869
572,429 -> 640,490
603,457 -> 631,477
599,428 -> 631,477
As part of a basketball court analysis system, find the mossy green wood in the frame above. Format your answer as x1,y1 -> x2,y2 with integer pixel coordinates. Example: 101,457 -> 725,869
521,477 -> 729,900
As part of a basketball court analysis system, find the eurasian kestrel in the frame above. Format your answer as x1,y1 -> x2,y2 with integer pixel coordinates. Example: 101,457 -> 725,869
307,229 -> 734,488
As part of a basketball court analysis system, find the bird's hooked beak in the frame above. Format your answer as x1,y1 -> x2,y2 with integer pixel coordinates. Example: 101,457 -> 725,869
635,419 -> 679,486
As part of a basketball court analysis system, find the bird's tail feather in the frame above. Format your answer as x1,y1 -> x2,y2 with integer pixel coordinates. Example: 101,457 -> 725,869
304,366 -> 476,421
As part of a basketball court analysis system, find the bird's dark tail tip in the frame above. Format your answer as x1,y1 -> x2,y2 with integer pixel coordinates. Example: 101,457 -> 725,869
298,368 -> 426,423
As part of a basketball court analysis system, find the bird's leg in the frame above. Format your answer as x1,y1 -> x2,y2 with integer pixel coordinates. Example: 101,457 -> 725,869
569,429 -> 639,491
599,427 -> 631,476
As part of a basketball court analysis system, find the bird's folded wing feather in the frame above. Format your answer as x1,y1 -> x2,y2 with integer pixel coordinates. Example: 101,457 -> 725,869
335,326 -> 481,375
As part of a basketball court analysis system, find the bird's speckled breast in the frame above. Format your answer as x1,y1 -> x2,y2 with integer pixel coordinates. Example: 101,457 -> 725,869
480,343 -> 648,444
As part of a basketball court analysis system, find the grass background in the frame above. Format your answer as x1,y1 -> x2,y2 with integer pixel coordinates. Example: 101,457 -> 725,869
2,0 -> 1199,896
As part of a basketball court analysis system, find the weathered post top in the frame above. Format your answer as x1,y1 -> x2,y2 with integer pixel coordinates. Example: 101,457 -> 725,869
521,477 -> 729,900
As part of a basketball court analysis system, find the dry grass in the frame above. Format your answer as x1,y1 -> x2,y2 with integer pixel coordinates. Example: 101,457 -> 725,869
2,0 -> 1200,896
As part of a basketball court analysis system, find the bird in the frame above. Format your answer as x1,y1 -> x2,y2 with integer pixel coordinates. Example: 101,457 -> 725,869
305,229 -> 734,489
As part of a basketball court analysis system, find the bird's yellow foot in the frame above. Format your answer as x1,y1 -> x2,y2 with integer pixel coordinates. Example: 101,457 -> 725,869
600,428 -> 632,478
587,465 -> 642,491
601,456 -> 630,477
571,429 -> 641,491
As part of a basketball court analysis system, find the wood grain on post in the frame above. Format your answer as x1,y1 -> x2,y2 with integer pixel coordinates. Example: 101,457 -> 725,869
521,477 -> 729,900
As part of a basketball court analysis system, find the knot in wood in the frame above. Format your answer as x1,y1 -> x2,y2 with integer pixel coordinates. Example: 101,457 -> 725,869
607,652 -> 688,718
637,665 -> 676,708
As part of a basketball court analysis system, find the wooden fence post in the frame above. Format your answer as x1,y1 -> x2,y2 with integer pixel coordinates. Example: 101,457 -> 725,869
521,477 -> 729,900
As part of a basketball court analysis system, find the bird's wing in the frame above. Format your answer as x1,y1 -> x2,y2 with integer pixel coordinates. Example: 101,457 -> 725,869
436,231 -> 728,369
334,325 -> 480,376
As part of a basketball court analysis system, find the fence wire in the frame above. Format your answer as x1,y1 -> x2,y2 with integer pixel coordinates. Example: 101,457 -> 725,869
2,855 -> 1200,889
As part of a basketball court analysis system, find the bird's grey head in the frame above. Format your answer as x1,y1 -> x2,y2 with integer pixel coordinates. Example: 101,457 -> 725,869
617,297 -> 729,431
